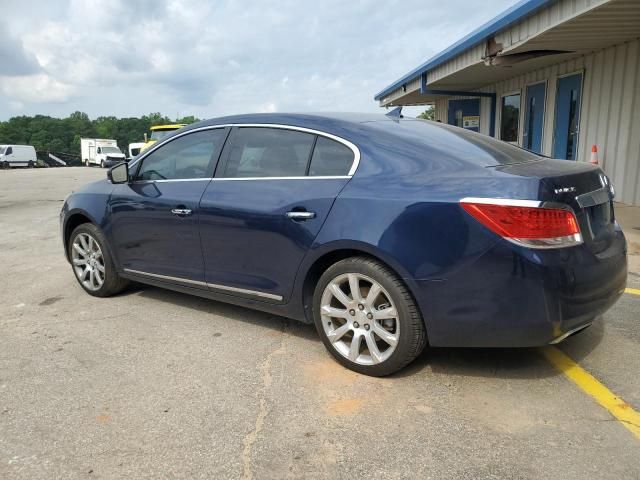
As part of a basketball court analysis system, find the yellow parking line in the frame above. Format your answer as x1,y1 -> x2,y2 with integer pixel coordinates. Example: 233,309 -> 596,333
625,288 -> 640,296
540,346 -> 640,440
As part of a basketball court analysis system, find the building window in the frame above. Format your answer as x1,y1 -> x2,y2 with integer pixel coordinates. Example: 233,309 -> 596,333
501,93 -> 521,143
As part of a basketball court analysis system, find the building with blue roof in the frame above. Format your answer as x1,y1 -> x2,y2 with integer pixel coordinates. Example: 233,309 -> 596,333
375,0 -> 640,205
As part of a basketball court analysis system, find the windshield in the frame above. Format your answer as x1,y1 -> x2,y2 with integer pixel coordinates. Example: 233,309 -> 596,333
0,147 -> 5,155
150,130 -> 174,142
101,146 -> 121,154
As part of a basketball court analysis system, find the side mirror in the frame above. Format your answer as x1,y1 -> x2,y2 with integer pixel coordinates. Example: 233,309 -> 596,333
108,162 -> 129,184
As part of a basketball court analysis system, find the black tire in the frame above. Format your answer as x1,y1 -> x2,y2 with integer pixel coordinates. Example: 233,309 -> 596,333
68,223 -> 129,297
84,159 -> 89,167
1,161 -> 9,170
100,160 -> 105,168
28,161 -> 35,168
313,257 -> 427,376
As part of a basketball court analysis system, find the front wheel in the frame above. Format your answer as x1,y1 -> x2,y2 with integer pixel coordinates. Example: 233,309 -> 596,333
100,160 -> 105,168
69,223 -> 129,297
313,257 -> 427,376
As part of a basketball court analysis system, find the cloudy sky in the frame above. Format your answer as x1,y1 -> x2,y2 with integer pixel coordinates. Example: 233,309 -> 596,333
0,0 -> 516,120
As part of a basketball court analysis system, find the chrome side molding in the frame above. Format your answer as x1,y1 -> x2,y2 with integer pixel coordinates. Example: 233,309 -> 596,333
123,268 -> 283,301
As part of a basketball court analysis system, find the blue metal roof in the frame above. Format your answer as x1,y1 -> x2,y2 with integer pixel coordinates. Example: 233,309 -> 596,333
374,0 -> 556,101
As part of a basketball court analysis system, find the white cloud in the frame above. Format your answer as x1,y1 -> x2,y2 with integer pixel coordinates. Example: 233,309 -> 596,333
0,0 -> 518,119
0,74 -> 75,103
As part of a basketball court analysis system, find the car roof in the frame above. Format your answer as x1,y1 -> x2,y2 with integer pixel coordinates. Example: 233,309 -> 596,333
193,112 -> 411,129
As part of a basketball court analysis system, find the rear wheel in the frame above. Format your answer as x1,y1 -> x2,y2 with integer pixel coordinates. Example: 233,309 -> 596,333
84,159 -> 89,167
69,224 -> 128,297
100,160 -> 105,168
28,161 -> 34,168
313,257 -> 427,376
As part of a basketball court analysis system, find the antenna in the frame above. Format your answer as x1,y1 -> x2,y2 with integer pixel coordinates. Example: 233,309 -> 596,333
385,106 -> 403,119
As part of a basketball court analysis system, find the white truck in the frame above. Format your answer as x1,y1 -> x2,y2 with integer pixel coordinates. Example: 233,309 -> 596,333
80,138 -> 126,168
128,142 -> 145,160
0,145 -> 37,169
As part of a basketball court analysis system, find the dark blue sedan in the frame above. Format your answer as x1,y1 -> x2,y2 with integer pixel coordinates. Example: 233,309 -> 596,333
60,113 -> 627,376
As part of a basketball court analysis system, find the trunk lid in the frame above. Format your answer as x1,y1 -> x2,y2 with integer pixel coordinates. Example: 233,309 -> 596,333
492,159 -> 616,253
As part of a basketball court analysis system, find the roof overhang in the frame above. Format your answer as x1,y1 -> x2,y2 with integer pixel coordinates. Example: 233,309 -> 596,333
378,0 -> 640,106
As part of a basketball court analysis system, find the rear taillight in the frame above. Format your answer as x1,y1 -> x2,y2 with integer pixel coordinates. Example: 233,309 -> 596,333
460,198 -> 582,249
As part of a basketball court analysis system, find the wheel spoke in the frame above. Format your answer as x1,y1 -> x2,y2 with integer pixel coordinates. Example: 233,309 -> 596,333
89,269 -> 95,287
95,262 -> 105,273
73,258 -> 87,266
329,283 -> 352,308
73,243 -> 87,256
321,305 -> 349,319
79,234 -> 89,251
95,271 -> 104,286
373,323 -> 398,347
348,332 -> 362,361
327,323 -> 350,343
364,331 -> 383,364
373,306 -> 397,320
364,282 -> 381,309
348,274 -> 362,302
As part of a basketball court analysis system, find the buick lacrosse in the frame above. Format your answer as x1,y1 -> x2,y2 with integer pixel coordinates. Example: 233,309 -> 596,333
60,113 -> 627,376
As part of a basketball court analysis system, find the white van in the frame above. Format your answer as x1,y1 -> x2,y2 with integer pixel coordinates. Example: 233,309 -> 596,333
0,145 -> 37,169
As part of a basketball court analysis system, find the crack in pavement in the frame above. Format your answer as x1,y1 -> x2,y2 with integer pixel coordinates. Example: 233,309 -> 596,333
240,321 -> 288,480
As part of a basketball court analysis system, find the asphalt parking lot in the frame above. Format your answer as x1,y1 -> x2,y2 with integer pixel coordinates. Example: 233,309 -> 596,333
1,167 -> 639,479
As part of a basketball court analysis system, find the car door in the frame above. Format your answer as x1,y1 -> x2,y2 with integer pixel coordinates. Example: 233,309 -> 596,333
107,127 -> 229,283
198,126 -> 357,302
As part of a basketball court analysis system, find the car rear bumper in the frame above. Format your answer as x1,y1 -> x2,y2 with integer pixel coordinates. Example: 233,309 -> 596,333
414,227 -> 627,347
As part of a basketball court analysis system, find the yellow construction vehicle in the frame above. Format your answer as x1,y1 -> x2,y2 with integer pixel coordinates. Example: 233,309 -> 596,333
140,124 -> 186,151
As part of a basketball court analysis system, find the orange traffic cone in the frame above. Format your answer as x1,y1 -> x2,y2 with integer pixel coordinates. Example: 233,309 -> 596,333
590,145 -> 599,165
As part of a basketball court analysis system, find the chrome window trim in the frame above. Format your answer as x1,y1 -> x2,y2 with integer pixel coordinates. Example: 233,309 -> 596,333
130,178 -> 212,185
129,123 -> 360,179
123,268 -> 283,301
210,176 -> 351,181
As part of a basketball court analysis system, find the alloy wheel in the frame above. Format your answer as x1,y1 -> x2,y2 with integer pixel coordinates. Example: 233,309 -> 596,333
320,273 -> 399,366
71,233 -> 105,291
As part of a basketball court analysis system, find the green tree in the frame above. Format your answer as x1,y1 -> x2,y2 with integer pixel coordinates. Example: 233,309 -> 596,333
0,112 -> 200,156
417,106 -> 435,121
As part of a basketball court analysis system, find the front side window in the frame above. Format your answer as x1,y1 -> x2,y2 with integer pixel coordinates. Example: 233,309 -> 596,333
223,128 -> 315,178
308,136 -> 354,176
501,93 -> 521,143
135,129 -> 225,181
5,147 -> 12,155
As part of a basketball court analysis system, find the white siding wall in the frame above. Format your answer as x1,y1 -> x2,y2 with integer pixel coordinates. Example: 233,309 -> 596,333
435,38 -> 640,204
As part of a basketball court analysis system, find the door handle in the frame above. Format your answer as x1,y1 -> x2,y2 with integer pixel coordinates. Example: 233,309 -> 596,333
171,208 -> 192,216
285,211 -> 316,220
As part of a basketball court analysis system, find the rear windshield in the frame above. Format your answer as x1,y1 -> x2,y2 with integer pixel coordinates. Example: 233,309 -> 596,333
379,119 -> 541,166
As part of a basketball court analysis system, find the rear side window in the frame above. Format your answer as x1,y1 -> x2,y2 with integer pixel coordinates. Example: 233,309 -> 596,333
308,137 -> 354,176
223,128 -> 315,178
135,129 -> 226,181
